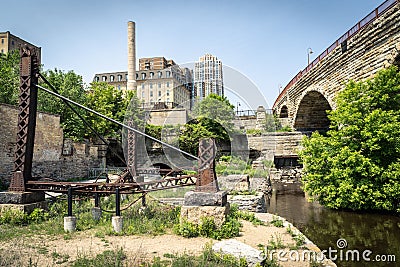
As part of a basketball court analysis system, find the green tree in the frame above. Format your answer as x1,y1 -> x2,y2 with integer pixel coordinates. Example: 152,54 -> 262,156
178,94 -> 235,155
192,93 -> 235,131
300,66 -> 400,212
87,82 -> 141,140
0,50 -> 20,105
38,69 -> 88,140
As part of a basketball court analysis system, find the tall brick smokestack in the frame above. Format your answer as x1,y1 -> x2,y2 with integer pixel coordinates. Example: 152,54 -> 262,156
127,21 -> 137,91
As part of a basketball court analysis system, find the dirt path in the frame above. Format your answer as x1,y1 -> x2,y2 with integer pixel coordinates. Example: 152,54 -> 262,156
0,214 -> 335,266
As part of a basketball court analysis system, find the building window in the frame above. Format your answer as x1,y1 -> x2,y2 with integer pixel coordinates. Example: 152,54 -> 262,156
150,91 -> 153,97
142,91 -> 145,97
158,71 -> 162,78
141,73 -> 146,80
1,39 -> 3,44
150,83 -> 153,89
136,73 -> 139,80
158,83 -> 161,88
102,76 -> 107,82
11,40 -> 14,46
141,84 -> 145,89
158,91 -> 161,97
166,71 -> 171,78
166,81 -> 170,87
166,90 -> 170,96
150,72 -> 154,79
118,75 -> 122,81
95,76 -> 99,82
110,75 -> 115,82
126,74 -> 128,81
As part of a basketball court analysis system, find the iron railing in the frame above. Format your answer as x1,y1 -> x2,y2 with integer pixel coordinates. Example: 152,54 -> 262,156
274,0 -> 399,108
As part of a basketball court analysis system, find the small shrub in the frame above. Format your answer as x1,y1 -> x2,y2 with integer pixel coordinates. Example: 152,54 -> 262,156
0,209 -> 28,225
246,129 -> 263,136
267,233 -> 285,250
270,216 -> 284,227
293,233 -> 306,247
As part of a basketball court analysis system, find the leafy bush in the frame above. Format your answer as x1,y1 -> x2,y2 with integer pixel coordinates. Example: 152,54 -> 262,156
300,66 -> 400,212
270,216 -> 284,228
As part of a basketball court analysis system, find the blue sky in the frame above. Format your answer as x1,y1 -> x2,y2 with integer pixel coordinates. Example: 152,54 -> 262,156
1,0 -> 384,108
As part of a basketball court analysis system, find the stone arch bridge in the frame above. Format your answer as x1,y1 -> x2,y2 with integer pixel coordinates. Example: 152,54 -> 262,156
273,0 -> 400,132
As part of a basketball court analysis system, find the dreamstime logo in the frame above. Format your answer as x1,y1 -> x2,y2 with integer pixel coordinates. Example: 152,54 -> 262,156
262,238 -> 396,263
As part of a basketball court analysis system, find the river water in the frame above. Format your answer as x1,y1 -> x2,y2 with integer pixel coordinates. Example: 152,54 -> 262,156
266,187 -> 400,267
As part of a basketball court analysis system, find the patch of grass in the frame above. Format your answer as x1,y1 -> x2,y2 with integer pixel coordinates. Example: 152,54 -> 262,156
267,233 -> 285,250
293,233 -> 306,248
72,248 -> 126,267
164,243 -> 248,267
270,216 -> 284,228
51,251 -> 70,265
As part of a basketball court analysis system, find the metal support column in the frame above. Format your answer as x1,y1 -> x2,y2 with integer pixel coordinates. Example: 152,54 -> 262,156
9,46 -> 40,192
115,188 -> 121,216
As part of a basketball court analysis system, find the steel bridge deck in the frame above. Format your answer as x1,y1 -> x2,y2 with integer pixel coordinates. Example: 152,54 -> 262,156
26,174 -> 197,195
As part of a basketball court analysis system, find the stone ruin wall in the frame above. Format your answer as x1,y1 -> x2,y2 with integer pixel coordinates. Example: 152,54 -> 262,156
0,103 -> 101,186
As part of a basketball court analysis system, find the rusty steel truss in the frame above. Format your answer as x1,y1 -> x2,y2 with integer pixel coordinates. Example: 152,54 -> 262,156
9,46 -> 40,192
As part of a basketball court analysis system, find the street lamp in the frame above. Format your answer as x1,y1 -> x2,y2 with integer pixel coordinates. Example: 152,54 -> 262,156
307,47 -> 313,65
236,102 -> 241,116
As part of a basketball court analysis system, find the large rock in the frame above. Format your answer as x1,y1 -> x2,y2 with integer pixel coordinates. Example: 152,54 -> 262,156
212,239 -> 264,267
218,175 -> 249,192
180,204 -> 230,227
184,191 -> 227,206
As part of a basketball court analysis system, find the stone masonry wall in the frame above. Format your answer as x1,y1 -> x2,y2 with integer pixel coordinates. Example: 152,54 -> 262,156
247,132 -> 304,161
274,3 -> 400,128
0,104 -> 101,185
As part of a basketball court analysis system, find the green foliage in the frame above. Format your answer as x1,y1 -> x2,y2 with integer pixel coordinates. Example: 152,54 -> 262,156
0,50 -> 19,105
300,66 -> 400,212
293,233 -> 305,247
235,210 -> 264,226
193,94 -> 235,131
150,244 -> 248,267
276,125 -> 292,132
174,206 -> 242,240
38,69 -> 88,140
178,94 -> 235,155
0,209 -> 28,225
265,114 -> 281,132
87,82 -> 142,140
267,233 -> 285,250
145,124 -> 163,140
72,248 -> 126,267
246,129 -> 262,136
216,156 -> 271,178
270,216 -> 284,228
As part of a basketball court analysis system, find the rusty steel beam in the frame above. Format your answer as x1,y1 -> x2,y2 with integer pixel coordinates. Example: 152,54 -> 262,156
26,174 -> 197,195
9,47 -> 40,192
196,138 -> 219,192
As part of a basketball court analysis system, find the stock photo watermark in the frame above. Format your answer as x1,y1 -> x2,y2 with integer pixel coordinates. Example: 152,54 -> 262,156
262,238 -> 396,263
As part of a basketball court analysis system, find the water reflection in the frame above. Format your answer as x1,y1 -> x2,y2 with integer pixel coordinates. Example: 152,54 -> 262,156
266,187 -> 400,267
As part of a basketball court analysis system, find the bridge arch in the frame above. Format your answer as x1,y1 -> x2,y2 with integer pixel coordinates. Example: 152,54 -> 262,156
294,90 -> 332,132
279,105 -> 288,118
